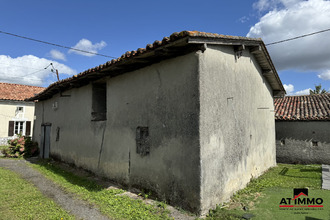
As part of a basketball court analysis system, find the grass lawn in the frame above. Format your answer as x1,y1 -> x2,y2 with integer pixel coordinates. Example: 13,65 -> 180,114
29,160 -> 172,220
0,167 -> 74,220
206,164 -> 330,220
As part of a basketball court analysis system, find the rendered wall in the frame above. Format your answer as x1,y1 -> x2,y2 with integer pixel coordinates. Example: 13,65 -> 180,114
33,46 -> 278,214
198,45 -> 276,214
276,121 -> 330,164
33,53 -> 201,212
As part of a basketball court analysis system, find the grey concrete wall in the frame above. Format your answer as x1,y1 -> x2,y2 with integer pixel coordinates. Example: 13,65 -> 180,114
33,53 -> 201,212
276,121 -> 330,164
198,45 -> 276,214
33,86 -> 105,173
33,45 -> 278,214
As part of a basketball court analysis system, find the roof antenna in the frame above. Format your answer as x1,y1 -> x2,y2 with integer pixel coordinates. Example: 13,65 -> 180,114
50,63 -> 60,81
45,63 -> 60,82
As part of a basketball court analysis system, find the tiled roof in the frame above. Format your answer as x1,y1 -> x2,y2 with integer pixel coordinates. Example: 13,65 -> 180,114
0,82 -> 44,101
274,94 -> 330,121
28,30 -> 285,101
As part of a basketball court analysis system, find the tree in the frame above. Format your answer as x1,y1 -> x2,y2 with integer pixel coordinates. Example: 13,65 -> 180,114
309,84 -> 328,95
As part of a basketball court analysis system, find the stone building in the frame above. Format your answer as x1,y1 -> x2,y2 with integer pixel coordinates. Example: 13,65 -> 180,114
275,94 -> 330,164
29,31 -> 285,214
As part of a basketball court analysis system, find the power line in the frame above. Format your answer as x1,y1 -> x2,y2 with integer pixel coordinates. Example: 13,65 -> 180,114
0,67 -> 50,79
266,28 -> 330,46
0,30 -> 116,59
0,62 -> 41,70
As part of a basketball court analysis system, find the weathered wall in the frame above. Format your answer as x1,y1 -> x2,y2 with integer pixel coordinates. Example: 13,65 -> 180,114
0,100 -> 36,138
33,53 -> 201,212
33,45 -> 278,214
276,121 -> 330,164
198,45 -> 276,214
33,85 -> 106,172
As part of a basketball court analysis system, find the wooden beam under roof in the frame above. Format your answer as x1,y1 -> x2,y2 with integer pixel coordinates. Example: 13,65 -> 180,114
250,46 -> 262,54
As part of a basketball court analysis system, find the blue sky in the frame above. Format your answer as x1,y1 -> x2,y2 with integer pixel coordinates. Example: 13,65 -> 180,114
1,0 -> 330,95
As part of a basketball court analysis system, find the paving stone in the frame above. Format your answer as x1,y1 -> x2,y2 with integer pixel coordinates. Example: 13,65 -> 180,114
322,164 -> 330,190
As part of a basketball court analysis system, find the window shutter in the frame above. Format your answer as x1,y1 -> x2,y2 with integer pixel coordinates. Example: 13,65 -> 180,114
8,121 -> 14,136
26,121 -> 31,136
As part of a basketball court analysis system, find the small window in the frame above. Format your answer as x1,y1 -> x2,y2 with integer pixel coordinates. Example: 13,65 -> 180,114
16,106 -> 24,112
15,106 -> 24,117
136,127 -> 150,156
91,83 -> 107,121
56,127 -> 60,141
312,140 -> 318,147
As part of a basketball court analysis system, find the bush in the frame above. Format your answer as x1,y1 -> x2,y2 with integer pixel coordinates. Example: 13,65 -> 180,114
1,135 -> 39,158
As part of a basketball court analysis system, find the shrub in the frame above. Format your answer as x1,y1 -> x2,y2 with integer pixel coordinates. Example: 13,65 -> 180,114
1,135 -> 39,158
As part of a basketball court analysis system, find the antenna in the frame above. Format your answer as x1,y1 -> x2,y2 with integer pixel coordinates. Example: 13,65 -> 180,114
45,63 -> 60,81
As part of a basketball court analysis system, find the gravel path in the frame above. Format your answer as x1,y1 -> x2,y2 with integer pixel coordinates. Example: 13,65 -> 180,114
0,158 -> 110,220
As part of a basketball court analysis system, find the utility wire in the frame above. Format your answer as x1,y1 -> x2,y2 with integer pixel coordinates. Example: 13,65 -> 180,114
0,66 -> 49,79
266,28 -> 330,46
0,62 -> 42,70
0,30 -> 116,58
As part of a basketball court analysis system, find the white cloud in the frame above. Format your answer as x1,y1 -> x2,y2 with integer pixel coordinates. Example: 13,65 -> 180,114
253,0 -> 279,12
295,88 -> 311,95
50,49 -> 66,61
248,0 -> 330,76
283,83 -> 311,95
0,55 -> 76,86
69,39 -> 107,57
239,16 -> 250,23
283,84 -> 294,94
253,0 -> 308,12
318,70 -> 330,80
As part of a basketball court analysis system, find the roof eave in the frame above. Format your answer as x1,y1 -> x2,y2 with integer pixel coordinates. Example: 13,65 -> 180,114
187,36 -> 285,96
28,33 -> 286,101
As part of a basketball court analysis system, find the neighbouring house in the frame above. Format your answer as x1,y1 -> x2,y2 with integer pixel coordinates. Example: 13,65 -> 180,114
0,82 -> 44,145
28,31 -> 285,214
275,94 -> 330,164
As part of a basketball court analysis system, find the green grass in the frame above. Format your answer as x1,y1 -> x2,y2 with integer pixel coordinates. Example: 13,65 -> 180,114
206,164 -> 330,220
29,160 -> 172,220
0,167 -> 74,220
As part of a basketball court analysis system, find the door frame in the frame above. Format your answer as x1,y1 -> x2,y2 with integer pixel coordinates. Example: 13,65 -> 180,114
40,123 -> 52,158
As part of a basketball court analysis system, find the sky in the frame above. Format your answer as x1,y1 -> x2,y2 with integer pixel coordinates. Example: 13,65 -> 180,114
1,0 -> 330,95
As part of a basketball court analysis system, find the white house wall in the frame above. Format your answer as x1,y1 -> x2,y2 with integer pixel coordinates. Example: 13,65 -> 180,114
0,100 -> 35,143
198,45 -> 276,214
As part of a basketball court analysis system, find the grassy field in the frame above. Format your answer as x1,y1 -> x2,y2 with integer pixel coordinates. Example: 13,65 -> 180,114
206,164 -> 330,220
30,160 -> 172,220
4,157 -> 328,219
0,167 -> 74,220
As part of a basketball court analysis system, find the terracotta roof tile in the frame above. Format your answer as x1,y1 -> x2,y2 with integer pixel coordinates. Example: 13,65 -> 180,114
28,30 -> 284,101
0,82 -> 45,101
274,94 -> 330,121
